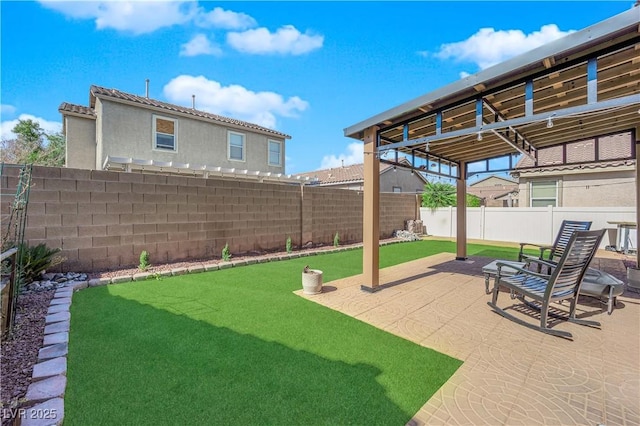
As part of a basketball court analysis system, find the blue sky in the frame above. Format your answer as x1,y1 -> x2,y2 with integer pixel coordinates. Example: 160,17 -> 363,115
1,1 -> 635,175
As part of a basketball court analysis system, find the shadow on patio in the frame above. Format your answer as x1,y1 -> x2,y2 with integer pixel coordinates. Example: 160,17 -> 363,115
297,251 -> 640,425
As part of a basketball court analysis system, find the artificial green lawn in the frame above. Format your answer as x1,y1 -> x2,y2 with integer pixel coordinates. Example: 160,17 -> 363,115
66,240 -> 524,425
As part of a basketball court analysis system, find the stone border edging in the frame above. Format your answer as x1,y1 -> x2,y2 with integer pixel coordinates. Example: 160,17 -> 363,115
21,238 -> 408,425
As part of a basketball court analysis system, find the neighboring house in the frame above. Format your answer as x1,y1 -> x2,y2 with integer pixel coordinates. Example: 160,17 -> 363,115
294,158 -> 428,193
511,131 -> 636,207
467,175 -> 519,207
59,85 -> 290,174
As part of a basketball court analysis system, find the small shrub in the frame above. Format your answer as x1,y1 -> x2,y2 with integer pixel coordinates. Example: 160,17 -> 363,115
333,232 -> 340,247
286,236 -> 292,254
139,250 -> 150,271
222,243 -> 231,261
17,243 -> 65,286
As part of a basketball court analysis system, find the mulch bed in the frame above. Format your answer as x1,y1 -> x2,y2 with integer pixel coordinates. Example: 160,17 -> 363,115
1,290 -> 54,422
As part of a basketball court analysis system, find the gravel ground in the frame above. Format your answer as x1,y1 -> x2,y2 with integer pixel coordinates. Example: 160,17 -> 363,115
1,289 -> 54,421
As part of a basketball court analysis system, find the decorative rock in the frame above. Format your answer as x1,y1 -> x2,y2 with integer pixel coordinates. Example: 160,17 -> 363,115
32,357 -> 67,380
21,398 -> 64,426
204,264 -> 219,271
38,343 -> 68,361
88,278 -> 110,287
24,375 -> 66,403
44,321 -> 69,335
188,265 -> 205,274
43,332 -> 69,346
171,267 -> 188,276
111,275 -> 132,284
45,312 -> 70,324
50,297 -> 72,306
47,304 -> 70,314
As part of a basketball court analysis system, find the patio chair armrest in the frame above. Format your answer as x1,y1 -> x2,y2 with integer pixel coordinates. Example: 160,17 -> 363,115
518,242 -> 553,261
523,256 -> 557,272
495,261 -> 550,280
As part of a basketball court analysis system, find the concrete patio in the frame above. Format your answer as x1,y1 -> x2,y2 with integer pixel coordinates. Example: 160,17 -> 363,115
297,249 -> 640,425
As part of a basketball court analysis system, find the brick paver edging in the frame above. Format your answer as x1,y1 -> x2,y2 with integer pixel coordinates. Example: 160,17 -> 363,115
21,239 -> 405,424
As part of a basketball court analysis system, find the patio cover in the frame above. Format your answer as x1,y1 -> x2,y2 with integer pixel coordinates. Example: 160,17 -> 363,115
344,8 -> 640,291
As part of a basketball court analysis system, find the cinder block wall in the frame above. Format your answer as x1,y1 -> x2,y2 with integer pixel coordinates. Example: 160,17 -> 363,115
1,165 -> 419,272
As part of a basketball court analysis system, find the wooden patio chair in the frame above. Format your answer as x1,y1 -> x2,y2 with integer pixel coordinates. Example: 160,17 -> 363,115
488,229 -> 606,338
518,220 -> 592,272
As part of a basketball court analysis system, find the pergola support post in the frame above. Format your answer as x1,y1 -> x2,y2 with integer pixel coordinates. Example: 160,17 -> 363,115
456,162 -> 467,260
635,126 -> 639,268
362,126 -> 380,292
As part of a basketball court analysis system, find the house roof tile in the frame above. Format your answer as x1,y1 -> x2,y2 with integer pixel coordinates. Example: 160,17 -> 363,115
294,159 -> 427,185
58,102 -> 96,118
63,85 -> 290,139
514,131 -> 634,173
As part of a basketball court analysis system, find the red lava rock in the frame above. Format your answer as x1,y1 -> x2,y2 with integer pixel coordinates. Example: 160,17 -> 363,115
1,290 -> 54,424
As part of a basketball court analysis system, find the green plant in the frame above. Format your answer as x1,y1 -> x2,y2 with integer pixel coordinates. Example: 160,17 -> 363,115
333,232 -> 340,247
17,243 -> 64,285
139,250 -> 150,271
222,243 -> 231,261
421,182 -> 481,209
421,182 -> 456,209
286,236 -> 292,254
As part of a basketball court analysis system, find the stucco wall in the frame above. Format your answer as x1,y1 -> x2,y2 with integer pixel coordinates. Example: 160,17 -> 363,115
65,115 -> 96,170
517,167 -> 635,207
96,98 -> 286,173
380,168 -> 426,193
1,165 -> 418,272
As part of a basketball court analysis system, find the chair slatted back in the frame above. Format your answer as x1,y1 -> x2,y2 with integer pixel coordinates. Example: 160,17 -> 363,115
546,229 -> 605,299
549,220 -> 592,262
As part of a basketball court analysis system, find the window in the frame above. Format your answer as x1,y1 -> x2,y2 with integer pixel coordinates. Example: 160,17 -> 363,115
153,115 -> 176,151
268,140 -> 282,166
228,131 -> 245,161
530,180 -> 557,207
392,186 -> 402,193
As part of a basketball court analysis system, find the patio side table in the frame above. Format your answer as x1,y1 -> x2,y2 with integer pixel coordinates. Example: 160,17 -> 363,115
482,260 -> 527,294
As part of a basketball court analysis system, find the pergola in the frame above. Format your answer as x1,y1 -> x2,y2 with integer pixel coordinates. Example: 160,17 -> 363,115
344,8 -> 640,291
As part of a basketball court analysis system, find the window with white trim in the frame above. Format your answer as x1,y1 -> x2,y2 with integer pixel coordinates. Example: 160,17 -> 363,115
228,131 -> 245,161
530,180 -> 557,207
153,115 -> 177,151
392,186 -> 402,193
268,140 -> 282,166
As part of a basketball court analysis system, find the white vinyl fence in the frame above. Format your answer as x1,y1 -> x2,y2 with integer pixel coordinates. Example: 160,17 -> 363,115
420,206 -> 637,250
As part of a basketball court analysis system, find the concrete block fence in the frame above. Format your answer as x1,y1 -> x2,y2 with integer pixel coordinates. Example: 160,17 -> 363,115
0,165 -> 418,272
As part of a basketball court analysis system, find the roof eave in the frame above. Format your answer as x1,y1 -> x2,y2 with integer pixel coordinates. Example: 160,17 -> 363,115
93,92 -> 291,139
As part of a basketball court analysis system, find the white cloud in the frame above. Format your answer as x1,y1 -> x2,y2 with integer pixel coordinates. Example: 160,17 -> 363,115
195,6 -> 256,30
1,114 -> 62,141
163,75 -> 309,129
39,1 -> 196,35
180,34 -> 222,57
320,142 -> 364,169
434,24 -> 575,70
1,104 -> 17,116
227,25 -> 323,55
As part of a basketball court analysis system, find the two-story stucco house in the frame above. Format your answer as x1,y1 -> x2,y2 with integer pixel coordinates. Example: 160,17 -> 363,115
59,85 -> 291,174
511,130 -> 636,207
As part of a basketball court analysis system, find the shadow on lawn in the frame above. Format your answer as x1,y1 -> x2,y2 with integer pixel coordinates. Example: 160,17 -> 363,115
66,286 -> 413,425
